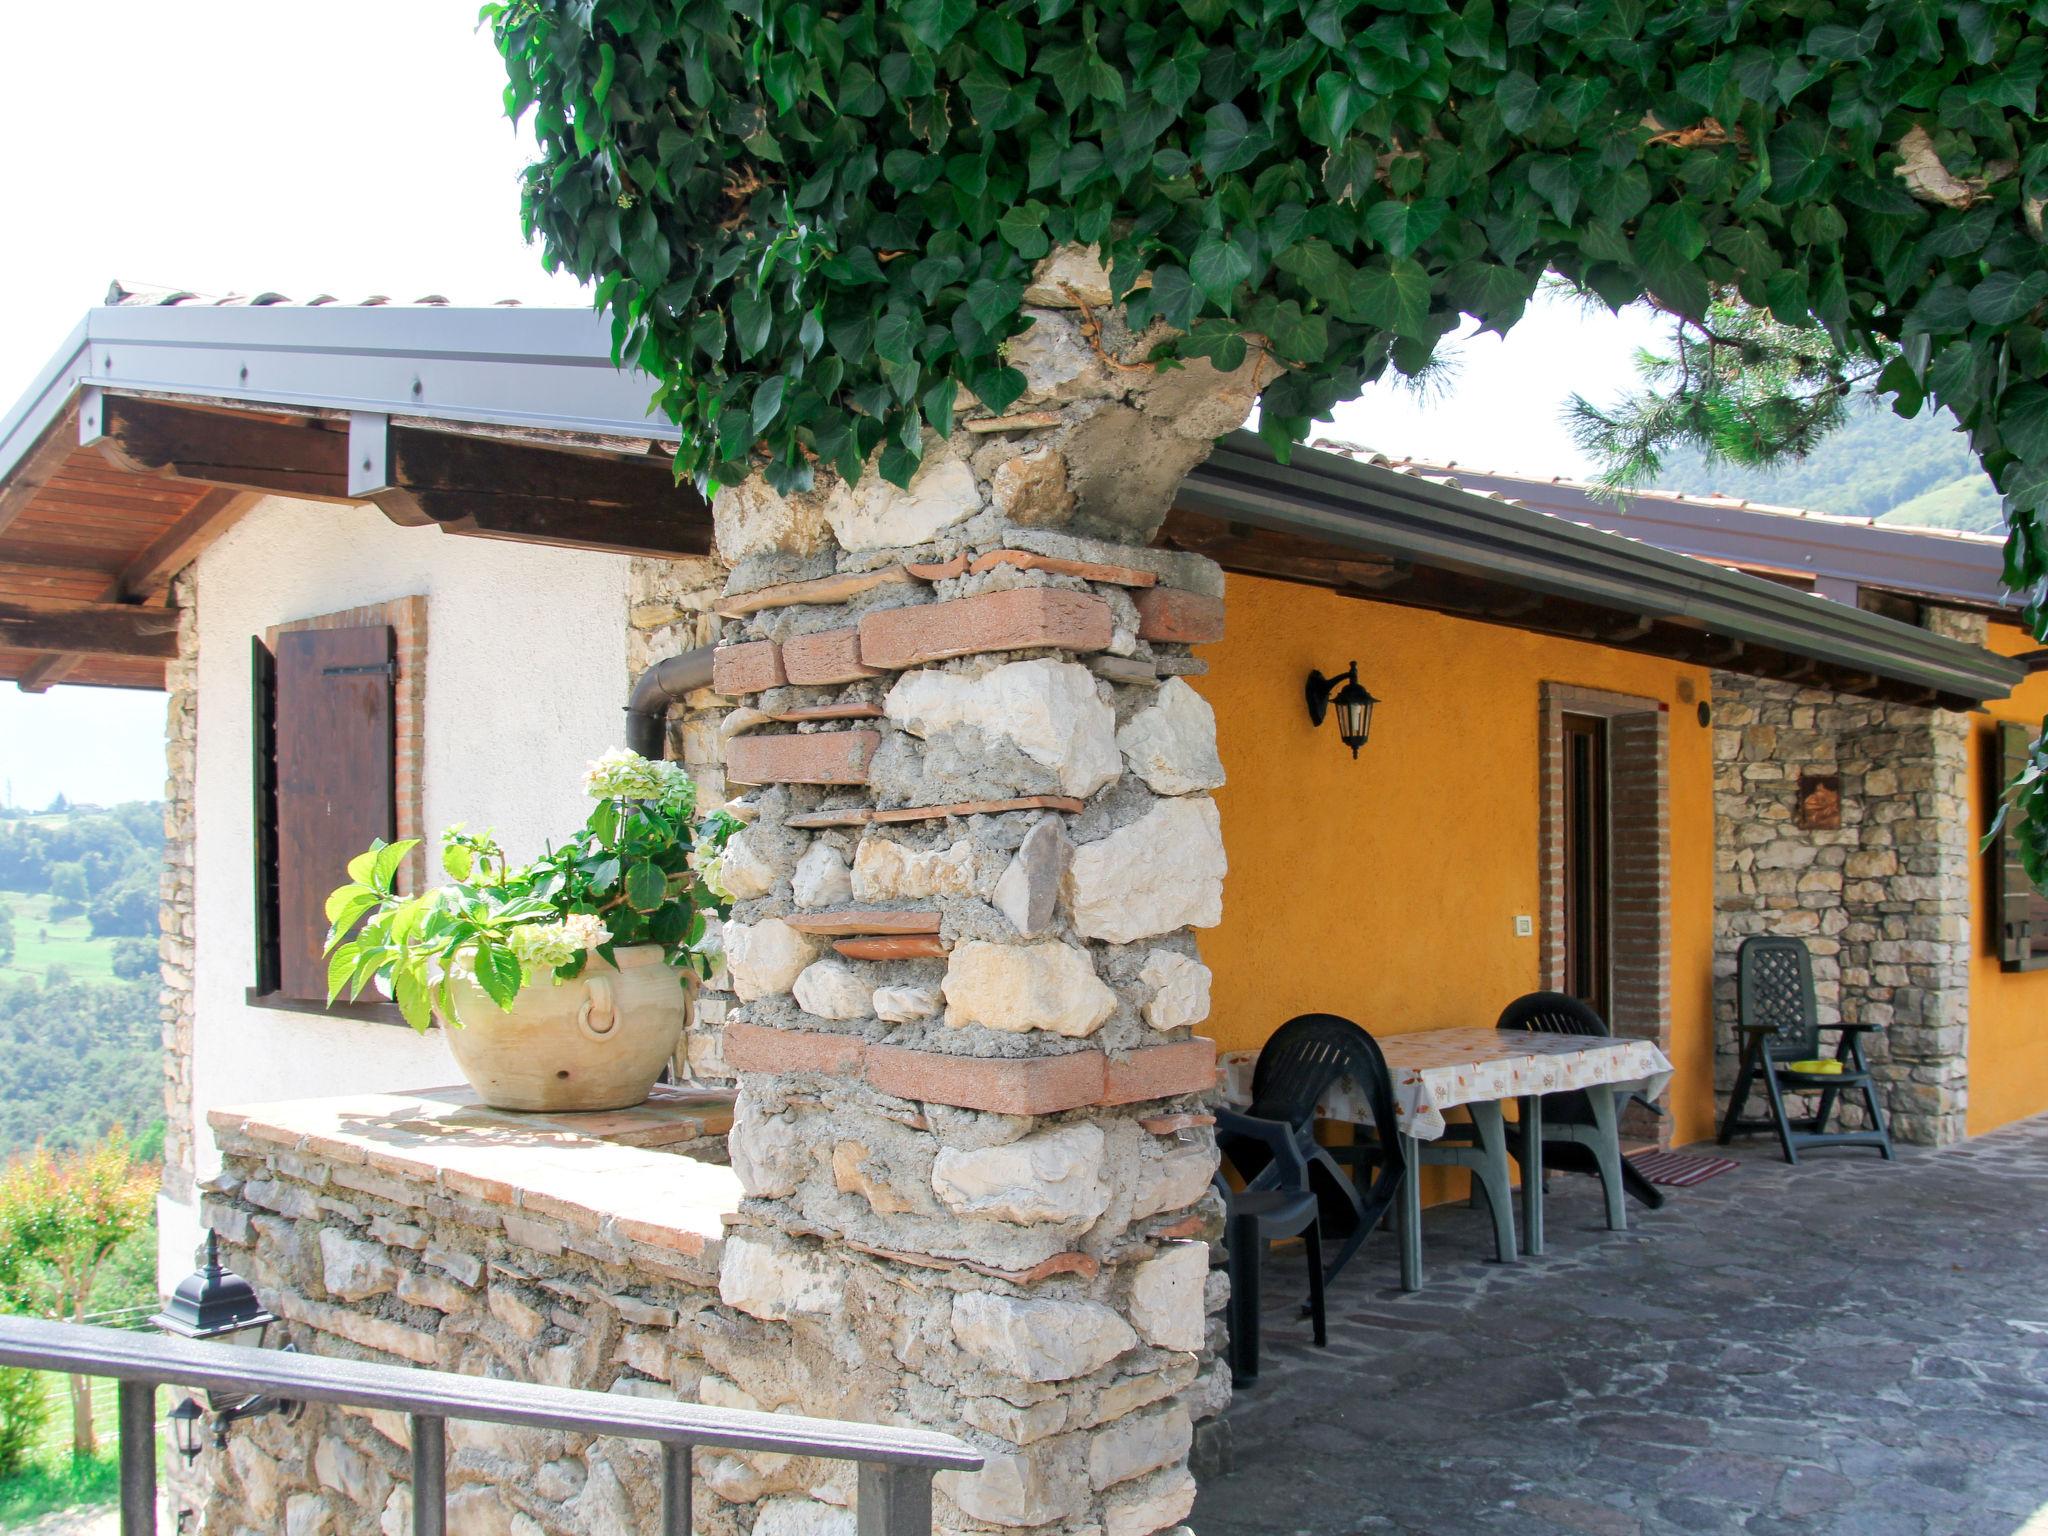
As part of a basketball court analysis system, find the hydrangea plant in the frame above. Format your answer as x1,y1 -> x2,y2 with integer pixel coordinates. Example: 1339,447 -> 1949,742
323,749 -> 740,1032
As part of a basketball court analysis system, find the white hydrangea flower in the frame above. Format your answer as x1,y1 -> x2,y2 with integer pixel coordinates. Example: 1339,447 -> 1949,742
688,847 -> 734,903
559,912 -> 613,952
582,749 -> 697,812
506,914 -> 612,980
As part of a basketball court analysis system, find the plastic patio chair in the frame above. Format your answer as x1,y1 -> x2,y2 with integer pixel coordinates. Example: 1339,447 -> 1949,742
1217,1013 -> 1406,1288
1494,991 -> 1666,1220
1716,935 -> 1895,1164
1210,1128 -> 1325,1386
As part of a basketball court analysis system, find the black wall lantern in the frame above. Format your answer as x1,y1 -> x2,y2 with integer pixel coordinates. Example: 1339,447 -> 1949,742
153,1233 -> 299,1458
1305,662 -> 1380,757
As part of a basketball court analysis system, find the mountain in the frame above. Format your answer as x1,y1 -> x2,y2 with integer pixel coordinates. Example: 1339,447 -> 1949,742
1650,404 -> 2005,534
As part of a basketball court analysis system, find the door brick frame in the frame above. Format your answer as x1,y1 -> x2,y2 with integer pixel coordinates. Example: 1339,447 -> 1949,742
1539,683 -> 1672,1143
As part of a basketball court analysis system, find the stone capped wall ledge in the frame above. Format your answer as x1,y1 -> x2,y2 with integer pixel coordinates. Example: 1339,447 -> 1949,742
780,908 -> 943,935
722,1022 -> 1218,1114
205,1085 -> 742,1265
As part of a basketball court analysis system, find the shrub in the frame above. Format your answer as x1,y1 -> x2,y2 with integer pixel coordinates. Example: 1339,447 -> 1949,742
0,1367 -> 49,1481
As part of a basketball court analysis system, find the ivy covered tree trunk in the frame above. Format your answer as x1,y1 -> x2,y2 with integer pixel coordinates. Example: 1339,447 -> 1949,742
694,262 -> 1261,1535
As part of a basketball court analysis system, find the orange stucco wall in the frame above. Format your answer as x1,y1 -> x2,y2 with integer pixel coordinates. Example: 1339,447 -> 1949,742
1966,619 -> 2048,1135
1189,575 -> 1722,1148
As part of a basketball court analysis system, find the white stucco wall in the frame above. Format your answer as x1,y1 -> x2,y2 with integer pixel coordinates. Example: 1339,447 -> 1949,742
165,495 -> 630,1283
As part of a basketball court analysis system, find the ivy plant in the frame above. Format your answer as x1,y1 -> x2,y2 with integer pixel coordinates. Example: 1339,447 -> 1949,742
486,0 -> 2048,856
323,750 -> 739,1031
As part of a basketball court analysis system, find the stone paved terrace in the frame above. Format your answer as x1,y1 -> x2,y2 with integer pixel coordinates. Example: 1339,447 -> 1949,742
1193,1117 -> 2048,1536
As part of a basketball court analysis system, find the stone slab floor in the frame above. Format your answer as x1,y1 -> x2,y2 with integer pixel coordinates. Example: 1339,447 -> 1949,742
1192,1116 -> 2048,1536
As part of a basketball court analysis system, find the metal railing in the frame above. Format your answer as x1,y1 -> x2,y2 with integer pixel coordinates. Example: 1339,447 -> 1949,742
0,1315 -> 982,1536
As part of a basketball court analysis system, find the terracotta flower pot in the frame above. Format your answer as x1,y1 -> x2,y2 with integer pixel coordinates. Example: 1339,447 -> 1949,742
442,944 -> 686,1112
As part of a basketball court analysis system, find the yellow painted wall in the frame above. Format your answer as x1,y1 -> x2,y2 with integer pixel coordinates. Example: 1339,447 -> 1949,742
1190,575 -> 1722,1148
1966,619 -> 2048,1135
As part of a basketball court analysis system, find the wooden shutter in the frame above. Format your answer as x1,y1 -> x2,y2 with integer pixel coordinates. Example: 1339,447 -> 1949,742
1995,721 -> 2048,973
272,625 -> 395,1001
251,637 -> 280,995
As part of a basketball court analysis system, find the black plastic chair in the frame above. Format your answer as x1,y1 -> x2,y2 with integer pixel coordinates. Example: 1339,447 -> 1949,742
1495,992 -> 1666,1219
1210,1122 -> 1325,1386
1717,935 -> 1895,1163
1217,1013 -> 1406,1288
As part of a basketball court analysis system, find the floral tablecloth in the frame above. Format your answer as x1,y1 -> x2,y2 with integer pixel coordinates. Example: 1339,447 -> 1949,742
1220,1026 -> 1673,1141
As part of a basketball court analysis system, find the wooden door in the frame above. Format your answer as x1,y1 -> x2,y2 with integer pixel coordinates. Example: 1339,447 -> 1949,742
1561,712 -> 1611,1019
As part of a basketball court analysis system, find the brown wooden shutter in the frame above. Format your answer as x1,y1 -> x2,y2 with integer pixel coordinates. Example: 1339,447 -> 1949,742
272,625 -> 395,1001
251,637 -> 280,995
1995,721 -> 2048,973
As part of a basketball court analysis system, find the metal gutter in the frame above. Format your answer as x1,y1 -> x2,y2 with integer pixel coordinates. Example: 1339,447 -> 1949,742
1182,435 -> 2026,705
0,303 -> 2024,703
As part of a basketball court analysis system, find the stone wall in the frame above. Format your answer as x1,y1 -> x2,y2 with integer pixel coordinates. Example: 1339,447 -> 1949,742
160,569 -> 199,1208
1711,632 -> 1978,1145
700,264 -> 1252,1536
195,1089 -> 739,1536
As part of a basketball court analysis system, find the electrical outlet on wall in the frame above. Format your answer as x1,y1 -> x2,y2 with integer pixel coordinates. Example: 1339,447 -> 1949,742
1514,915 -> 1534,938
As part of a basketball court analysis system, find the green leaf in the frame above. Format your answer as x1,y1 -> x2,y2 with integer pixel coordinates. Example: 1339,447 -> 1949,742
393,965 -> 433,1033
326,942 -> 362,1003
1196,104 -> 1265,179
1190,234 -> 1254,303
624,860 -> 667,912
1495,71 -> 1542,133
875,312 -> 917,366
751,376 -> 787,437
441,841 -> 474,882
1365,198 -> 1448,259
901,0 -> 974,50
1969,273 -> 2048,328
473,944 -> 523,1010
1352,257 -> 1434,338
732,294 -> 774,359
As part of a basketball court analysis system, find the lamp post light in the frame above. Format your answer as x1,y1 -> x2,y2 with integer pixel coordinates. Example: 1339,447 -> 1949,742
153,1232 -> 299,1455
1305,662 -> 1380,757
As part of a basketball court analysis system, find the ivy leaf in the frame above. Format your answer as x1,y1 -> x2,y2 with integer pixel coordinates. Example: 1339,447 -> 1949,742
1495,71 -> 1543,133
901,0 -> 974,51
996,205 -> 1050,259
750,376 -> 786,437
1969,273 -> 2048,328
1196,104 -> 1266,179
1999,385 -> 2048,464
1190,234 -> 1255,304
1352,257 -> 1434,338
1366,197 -> 1449,258
922,377 -> 958,437
875,312 -> 917,366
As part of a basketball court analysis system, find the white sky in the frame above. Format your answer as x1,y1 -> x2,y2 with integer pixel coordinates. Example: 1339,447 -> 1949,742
0,3 -> 1660,802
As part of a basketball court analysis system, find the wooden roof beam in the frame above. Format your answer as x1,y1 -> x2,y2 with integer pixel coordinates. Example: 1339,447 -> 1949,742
15,654 -> 79,694
347,414 -> 711,559
116,486 -> 252,599
0,601 -> 179,659
82,392 -> 354,502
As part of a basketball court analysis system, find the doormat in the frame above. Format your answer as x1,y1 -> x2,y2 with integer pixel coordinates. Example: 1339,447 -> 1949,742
1628,1150 -> 1739,1188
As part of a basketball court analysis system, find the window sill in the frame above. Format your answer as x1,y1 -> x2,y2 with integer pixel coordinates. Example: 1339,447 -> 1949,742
245,988 -> 409,1028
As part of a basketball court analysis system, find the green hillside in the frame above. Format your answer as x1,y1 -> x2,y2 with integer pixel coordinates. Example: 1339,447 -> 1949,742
1650,405 -> 2004,534
0,805 -> 165,1159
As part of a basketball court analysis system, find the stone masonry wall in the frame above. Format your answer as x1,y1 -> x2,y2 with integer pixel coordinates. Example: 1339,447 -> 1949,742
1711,624 -> 1979,1145
195,1090 -> 743,1536
161,568 -> 199,1208
700,255 -> 1257,1536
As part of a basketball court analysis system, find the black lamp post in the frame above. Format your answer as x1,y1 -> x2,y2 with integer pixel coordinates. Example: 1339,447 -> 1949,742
1305,662 -> 1380,757
153,1233 -> 298,1454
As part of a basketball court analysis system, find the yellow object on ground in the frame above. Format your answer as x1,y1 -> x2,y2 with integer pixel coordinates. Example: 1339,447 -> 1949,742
1786,1058 -> 1845,1076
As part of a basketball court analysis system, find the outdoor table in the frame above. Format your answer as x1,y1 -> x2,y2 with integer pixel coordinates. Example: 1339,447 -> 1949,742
1220,1026 -> 1673,1292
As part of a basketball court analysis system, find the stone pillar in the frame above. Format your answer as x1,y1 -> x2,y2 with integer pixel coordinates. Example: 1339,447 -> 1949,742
1711,648 -> 1977,1145
703,265 -> 1262,1536
160,568 -> 200,1208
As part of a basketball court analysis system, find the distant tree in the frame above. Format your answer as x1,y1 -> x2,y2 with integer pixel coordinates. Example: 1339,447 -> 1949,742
108,939 -> 156,982
40,795 -> 66,816
0,906 -> 12,966
45,864 -> 85,905
87,880 -> 156,941
42,965 -> 69,987
0,1133 -> 155,1455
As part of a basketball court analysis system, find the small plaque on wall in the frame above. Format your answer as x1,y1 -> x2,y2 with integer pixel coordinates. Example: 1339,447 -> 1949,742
1796,772 -> 1842,830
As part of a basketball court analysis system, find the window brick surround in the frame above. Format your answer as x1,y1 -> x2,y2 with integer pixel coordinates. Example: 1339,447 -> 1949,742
1539,683 -> 1672,1144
